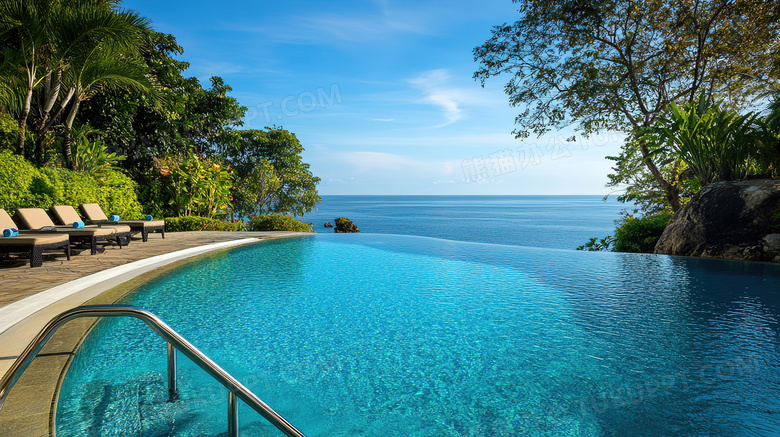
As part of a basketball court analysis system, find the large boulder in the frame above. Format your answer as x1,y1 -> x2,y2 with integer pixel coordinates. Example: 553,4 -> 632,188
654,179 -> 780,262
334,217 -> 359,233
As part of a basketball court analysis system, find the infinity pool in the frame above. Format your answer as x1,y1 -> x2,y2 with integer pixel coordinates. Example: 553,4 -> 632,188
56,234 -> 780,436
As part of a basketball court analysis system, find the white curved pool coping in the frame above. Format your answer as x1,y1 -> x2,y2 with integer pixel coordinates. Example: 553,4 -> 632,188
0,237 -> 262,379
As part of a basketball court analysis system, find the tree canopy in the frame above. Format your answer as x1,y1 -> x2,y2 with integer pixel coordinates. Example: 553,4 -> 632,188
78,31 -> 246,174
228,128 -> 321,217
475,0 -> 780,211
0,0 -> 155,167
0,1 -> 320,222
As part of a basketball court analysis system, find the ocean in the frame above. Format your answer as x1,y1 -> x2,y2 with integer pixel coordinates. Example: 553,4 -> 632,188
302,195 -> 628,250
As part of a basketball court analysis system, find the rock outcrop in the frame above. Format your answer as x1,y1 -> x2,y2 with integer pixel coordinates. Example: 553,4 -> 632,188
334,217 -> 359,233
654,179 -> 780,262
324,222 -> 333,228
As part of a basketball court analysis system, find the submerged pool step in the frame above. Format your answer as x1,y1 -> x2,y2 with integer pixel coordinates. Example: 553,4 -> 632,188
59,372 -> 284,436
60,373 -> 168,435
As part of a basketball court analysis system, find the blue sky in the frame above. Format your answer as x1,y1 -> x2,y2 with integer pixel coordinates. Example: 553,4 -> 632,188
122,0 -> 625,195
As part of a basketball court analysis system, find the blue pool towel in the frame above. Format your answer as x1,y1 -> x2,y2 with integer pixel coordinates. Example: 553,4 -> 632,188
2,228 -> 18,237
145,214 -> 153,221
110,215 -> 120,222
72,221 -> 85,229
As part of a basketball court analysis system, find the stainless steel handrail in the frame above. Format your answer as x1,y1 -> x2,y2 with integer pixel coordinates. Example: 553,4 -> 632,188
0,305 -> 306,437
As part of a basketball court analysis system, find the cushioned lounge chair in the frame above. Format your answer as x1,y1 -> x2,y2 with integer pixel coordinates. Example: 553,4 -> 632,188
79,203 -> 165,242
0,209 -> 70,267
50,205 -> 132,246
14,208 -> 124,255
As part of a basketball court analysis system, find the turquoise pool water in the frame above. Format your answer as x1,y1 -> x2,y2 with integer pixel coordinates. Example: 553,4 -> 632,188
56,235 -> 780,436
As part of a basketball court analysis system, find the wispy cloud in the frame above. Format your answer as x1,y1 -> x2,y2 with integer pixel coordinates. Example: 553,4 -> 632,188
407,69 -> 465,128
226,1 -> 434,45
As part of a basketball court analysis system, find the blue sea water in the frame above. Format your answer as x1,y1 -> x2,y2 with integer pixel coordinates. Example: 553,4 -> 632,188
54,234 -> 780,436
302,195 -> 627,249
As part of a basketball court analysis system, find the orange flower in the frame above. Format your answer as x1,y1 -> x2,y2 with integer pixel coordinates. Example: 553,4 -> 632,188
160,167 -> 170,176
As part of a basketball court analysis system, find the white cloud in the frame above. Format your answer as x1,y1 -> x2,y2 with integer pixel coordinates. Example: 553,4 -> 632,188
407,69 -> 467,128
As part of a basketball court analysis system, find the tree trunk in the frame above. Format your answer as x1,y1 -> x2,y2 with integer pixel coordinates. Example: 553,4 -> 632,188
61,128 -> 75,170
17,86 -> 34,157
35,69 -> 65,164
639,139 -> 682,212
62,98 -> 81,171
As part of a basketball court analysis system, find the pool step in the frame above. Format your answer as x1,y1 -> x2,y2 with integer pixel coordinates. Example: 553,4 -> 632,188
59,372 -> 279,436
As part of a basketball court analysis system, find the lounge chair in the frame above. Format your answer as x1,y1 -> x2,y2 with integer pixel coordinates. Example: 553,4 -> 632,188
79,203 -> 165,242
14,208 -> 126,255
0,209 -> 70,267
50,205 -> 132,246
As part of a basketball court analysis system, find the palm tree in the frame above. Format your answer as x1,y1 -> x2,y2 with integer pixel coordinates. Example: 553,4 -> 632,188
61,41 -> 154,169
0,0 -> 154,165
46,2 -> 155,169
0,0 -> 50,157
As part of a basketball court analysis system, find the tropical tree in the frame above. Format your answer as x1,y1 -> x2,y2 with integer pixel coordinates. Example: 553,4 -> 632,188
758,96 -> 780,179
78,32 -> 246,174
231,157 -> 281,218
0,0 -> 153,165
0,0 -> 49,157
228,128 -> 320,217
59,32 -> 154,170
474,0 -> 780,211
644,95 -> 763,186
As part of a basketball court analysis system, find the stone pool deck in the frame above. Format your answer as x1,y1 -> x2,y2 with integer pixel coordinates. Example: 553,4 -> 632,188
0,231 -> 308,436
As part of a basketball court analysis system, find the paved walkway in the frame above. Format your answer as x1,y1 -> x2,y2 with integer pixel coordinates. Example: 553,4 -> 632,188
0,231 -> 304,309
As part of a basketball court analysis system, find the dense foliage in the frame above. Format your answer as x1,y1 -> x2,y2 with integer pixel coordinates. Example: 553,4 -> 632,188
0,0 -> 320,229
475,0 -> 780,212
613,214 -> 672,253
577,213 -> 671,253
163,216 -> 244,232
644,95 -> 767,186
228,129 -> 321,217
0,150 -> 143,218
0,0 -> 155,168
246,214 -> 314,232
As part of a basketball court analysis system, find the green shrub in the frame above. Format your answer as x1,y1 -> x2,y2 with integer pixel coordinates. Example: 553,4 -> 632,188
645,94 -> 762,186
99,170 -> 144,219
613,213 -> 672,253
0,114 -> 18,153
246,214 -> 314,232
43,167 -> 103,209
577,235 -> 615,251
0,150 -> 145,218
164,216 -> 245,232
162,149 -> 233,218
42,167 -> 144,219
0,150 -> 56,213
